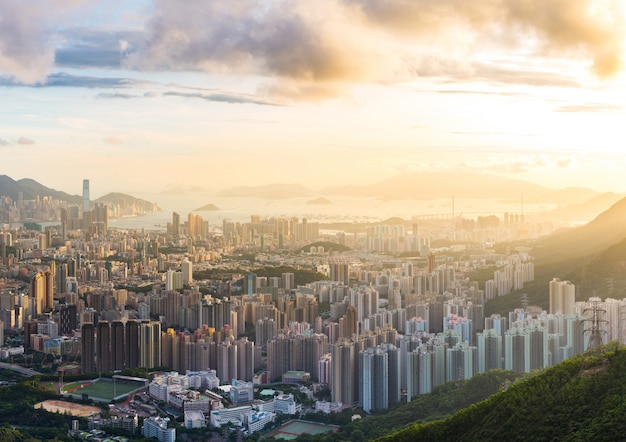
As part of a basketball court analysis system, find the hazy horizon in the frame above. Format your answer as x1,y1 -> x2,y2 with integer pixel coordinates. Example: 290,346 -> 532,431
2,1 -> 626,196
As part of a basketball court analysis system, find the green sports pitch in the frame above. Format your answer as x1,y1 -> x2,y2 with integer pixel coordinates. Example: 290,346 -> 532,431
64,378 -> 142,401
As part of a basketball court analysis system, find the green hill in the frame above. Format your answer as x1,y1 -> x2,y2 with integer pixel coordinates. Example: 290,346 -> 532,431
95,192 -> 161,214
380,344 -> 626,442
534,196 -> 626,264
0,175 -> 82,204
289,370 -> 524,442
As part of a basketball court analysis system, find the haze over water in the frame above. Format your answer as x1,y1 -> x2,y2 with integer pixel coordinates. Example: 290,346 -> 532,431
109,194 -> 555,230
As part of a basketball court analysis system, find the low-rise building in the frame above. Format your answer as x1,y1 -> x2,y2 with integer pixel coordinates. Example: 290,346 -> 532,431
184,410 -> 206,429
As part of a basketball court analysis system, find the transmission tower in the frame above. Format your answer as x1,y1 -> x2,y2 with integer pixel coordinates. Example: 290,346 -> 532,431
583,300 -> 608,350
520,294 -> 529,309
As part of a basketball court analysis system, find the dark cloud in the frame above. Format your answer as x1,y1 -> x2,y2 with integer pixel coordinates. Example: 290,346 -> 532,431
122,0 -> 622,99
163,91 -> 280,106
45,72 -> 139,88
96,92 -> 142,99
17,137 -> 35,145
125,0 -> 390,99
1,0 -> 624,99
54,27 -> 142,69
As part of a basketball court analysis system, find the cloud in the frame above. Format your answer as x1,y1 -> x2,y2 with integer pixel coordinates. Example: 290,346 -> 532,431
118,0 -> 624,100
354,0 -> 626,77
0,1 -> 89,83
555,103 -> 624,113
0,138 -> 10,146
461,155 -> 559,174
163,91 -> 281,106
17,137 -> 35,145
557,157 -> 576,168
96,92 -> 141,99
44,72 -> 139,88
125,0 -> 398,99
54,27 -> 142,69
3,0 -> 624,98
103,135 -> 122,145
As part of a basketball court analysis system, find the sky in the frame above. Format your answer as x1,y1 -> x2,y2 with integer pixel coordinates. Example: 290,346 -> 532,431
2,0 -> 626,199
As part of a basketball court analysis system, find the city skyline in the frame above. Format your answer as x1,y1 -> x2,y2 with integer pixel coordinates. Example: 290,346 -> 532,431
2,1 -> 626,196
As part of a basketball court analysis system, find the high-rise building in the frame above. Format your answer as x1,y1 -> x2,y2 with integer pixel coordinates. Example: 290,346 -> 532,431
111,321 -> 125,371
549,278 -> 575,315
181,259 -> 193,285
30,272 -> 45,317
477,329 -> 502,373
217,340 -> 238,384
281,273 -> 295,291
331,339 -> 356,405
81,322 -> 95,374
172,212 -> 180,237
59,304 -> 77,335
83,179 -> 90,213
44,269 -> 54,311
140,321 -> 161,369
330,263 -> 350,286
358,343 -> 400,413
359,347 -> 388,413
97,321 -> 112,373
126,320 -> 140,369
504,327 -> 529,372
446,342 -> 477,381
236,337 -> 255,382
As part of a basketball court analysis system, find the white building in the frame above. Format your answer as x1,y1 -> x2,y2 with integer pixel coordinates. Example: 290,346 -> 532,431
245,410 -> 275,435
184,410 -> 206,429
210,405 -> 252,428
143,417 -> 175,442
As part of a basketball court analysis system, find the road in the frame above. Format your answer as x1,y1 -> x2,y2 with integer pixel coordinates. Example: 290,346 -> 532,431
0,362 -> 41,377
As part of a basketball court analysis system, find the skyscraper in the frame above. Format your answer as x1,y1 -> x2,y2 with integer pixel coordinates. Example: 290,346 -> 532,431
111,320 -> 125,371
331,339 -> 356,405
549,278 -> 575,315
81,322 -> 95,374
172,212 -> 180,237
30,272 -> 45,317
126,320 -> 140,369
82,179 -> 90,213
140,320 -> 161,369
359,347 -> 388,413
97,321 -> 112,373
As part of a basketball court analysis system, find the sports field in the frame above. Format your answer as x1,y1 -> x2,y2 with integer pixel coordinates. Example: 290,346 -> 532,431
35,400 -> 101,417
272,420 -> 339,440
64,379 -> 140,401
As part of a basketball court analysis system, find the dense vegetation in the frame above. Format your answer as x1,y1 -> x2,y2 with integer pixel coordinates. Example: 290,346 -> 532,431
261,370 -> 524,442
194,265 -> 328,287
380,343 -> 626,441
0,378 -> 78,441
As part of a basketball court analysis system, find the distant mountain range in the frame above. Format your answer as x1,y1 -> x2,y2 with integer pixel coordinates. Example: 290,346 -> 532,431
0,175 -> 83,205
219,183 -> 315,199
534,196 -> 626,263
95,192 -> 161,214
218,172 -> 603,205
0,175 -> 159,214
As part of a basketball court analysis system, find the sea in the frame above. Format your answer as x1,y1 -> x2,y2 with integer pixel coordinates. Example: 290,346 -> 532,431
107,194 -> 556,231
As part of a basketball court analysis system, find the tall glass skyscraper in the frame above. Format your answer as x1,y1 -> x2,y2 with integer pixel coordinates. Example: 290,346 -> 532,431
82,179 -> 90,213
